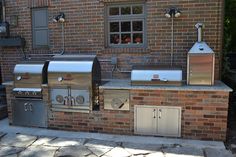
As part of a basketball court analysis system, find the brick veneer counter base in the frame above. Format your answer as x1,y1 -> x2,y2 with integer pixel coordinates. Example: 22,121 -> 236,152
4,80 -> 232,141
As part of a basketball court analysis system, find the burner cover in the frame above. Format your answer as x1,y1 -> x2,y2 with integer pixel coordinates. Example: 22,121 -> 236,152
56,95 -> 64,103
76,96 -> 84,104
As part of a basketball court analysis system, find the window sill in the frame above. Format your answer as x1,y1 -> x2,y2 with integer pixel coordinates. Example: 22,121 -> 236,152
102,47 -> 150,54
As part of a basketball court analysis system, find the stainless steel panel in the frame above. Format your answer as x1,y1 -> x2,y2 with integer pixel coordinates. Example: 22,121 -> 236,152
104,89 -> 129,111
135,105 -> 157,135
50,88 -> 68,105
48,73 -> 91,87
12,99 -> 47,128
157,107 -> 181,137
188,42 -> 214,54
71,89 -> 90,106
187,54 -> 214,85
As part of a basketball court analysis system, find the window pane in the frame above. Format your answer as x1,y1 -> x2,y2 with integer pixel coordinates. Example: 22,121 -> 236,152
110,34 -> 120,44
110,22 -> 119,32
133,6 -> 143,14
121,6 -> 131,15
121,34 -> 131,44
133,33 -> 143,44
133,21 -> 143,31
109,7 -> 119,16
121,22 -> 131,32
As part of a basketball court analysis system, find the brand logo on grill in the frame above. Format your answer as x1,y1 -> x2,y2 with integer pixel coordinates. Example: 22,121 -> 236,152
64,74 -> 73,81
22,73 -> 30,79
153,74 -> 159,79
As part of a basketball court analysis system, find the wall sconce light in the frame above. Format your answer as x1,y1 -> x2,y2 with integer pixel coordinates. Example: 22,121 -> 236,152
53,12 -> 65,23
165,7 -> 181,18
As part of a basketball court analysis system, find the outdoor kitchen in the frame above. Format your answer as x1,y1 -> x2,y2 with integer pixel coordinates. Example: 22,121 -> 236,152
0,0 -> 232,142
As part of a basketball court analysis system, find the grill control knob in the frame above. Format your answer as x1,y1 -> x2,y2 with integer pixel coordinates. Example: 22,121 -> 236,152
18,91 -> 22,95
25,92 -> 29,95
32,92 -> 37,96
76,96 -> 84,104
58,77 -> 63,82
16,76 -> 22,81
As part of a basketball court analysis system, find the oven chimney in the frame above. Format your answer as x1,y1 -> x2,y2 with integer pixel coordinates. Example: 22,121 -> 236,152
195,23 -> 203,42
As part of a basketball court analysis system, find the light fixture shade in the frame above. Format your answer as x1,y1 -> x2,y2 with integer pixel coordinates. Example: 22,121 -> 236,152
174,11 -> 181,18
53,12 -> 65,23
164,7 -> 181,18
165,13 -> 171,18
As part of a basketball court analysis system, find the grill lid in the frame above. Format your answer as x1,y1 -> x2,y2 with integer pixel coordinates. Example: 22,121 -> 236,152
131,69 -> 182,82
48,61 -> 93,73
48,55 -> 96,73
13,64 -> 44,74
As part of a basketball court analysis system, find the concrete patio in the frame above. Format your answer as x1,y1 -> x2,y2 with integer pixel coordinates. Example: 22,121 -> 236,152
0,118 -> 234,157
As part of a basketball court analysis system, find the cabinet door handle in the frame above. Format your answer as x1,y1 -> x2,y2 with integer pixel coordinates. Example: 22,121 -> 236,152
29,103 -> 33,112
159,109 -> 162,119
153,109 -> 156,118
24,103 -> 28,111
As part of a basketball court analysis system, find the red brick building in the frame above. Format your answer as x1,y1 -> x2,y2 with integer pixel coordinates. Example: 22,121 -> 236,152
1,0 -> 232,141
0,0 -> 224,81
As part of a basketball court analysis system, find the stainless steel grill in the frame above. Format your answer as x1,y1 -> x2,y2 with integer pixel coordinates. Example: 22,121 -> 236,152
187,23 -> 215,85
131,66 -> 182,86
48,55 -> 101,112
12,61 -> 49,128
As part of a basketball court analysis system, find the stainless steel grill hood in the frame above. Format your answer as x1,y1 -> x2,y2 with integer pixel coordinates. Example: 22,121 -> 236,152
187,23 -> 215,85
131,66 -> 182,86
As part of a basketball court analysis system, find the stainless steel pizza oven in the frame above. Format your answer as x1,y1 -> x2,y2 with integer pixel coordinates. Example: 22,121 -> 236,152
48,55 -> 101,113
187,23 -> 215,85
12,61 -> 49,128
131,66 -> 182,86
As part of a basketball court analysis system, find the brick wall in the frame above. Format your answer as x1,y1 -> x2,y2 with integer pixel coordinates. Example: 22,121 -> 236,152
0,0 -> 224,81
130,90 -> 229,141
5,84 -> 229,141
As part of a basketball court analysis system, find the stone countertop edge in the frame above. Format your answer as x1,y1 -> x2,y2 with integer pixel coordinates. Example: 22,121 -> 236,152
99,80 -> 233,92
2,81 -> 13,86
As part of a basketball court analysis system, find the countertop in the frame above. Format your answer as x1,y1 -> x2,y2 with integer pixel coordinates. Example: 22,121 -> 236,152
2,80 -> 233,92
99,79 -> 233,92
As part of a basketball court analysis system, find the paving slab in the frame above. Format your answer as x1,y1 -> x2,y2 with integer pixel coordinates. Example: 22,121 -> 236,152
0,146 -> 24,156
88,146 -> 112,156
146,152 -> 165,157
55,146 -> 91,157
204,148 -> 234,157
0,133 -> 37,147
85,139 -> 118,149
103,147 -> 131,157
163,146 -> 204,157
44,137 -> 86,147
32,136 -> 56,146
0,132 -> 5,138
122,142 -> 162,155
19,145 -> 57,157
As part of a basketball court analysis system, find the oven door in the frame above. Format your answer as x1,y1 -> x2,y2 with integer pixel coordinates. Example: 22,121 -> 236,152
12,98 -> 47,128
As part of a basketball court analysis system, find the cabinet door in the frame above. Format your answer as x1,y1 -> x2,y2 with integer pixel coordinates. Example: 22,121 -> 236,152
28,100 -> 47,128
157,107 -> 181,137
12,100 -> 30,126
135,106 -> 157,135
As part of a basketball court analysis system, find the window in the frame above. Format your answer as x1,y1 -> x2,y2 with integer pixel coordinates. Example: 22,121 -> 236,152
107,4 -> 146,47
32,8 -> 49,48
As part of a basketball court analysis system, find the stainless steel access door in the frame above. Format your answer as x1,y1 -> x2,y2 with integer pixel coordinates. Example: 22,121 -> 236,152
12,99 -> 47,128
